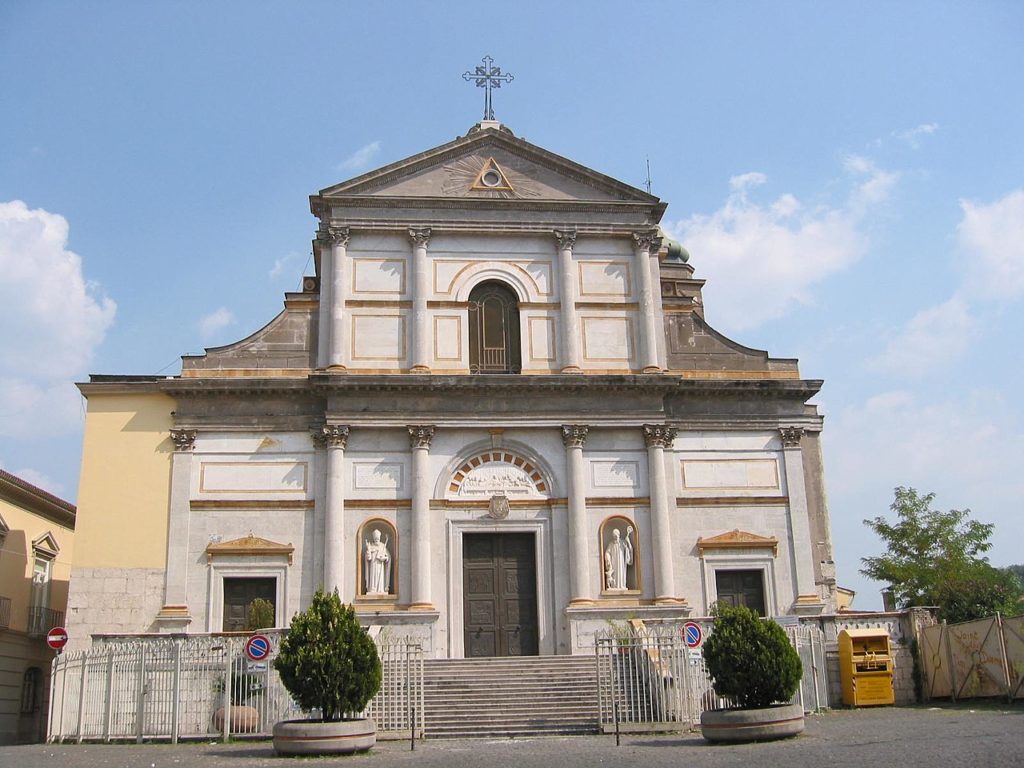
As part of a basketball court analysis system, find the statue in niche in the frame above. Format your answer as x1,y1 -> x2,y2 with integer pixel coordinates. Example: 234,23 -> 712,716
363,528 -> 392,595
604,526 -> 634,591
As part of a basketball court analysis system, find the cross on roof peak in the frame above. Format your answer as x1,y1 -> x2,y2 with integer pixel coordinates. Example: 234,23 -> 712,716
462,55 -> 514,122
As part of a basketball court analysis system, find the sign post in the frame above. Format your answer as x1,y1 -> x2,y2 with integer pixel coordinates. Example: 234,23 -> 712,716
46,626 -> 69,653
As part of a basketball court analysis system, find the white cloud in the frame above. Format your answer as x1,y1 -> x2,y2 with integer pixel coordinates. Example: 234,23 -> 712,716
0,200 -> 114,439
871,295 -> 975,377
199,307 -> 235,340
892,122 -> 939,149
269,250 -> 304,282
663,159 -> 896,331
337,140 -> 381,173
0,201 -> 116,378
959,188 -> 1024,301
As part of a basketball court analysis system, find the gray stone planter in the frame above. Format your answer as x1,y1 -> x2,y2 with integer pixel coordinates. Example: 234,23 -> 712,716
700,701 -> 804,743
272,718 -> 376,756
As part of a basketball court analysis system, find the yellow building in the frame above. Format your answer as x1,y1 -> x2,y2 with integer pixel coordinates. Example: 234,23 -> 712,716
0,470 -> 75,744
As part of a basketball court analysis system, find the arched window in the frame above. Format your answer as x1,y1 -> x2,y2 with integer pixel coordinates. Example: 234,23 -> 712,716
468,281 -> 521,373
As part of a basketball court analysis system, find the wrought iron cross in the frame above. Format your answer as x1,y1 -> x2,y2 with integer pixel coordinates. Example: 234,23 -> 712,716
462,55 -> 514,121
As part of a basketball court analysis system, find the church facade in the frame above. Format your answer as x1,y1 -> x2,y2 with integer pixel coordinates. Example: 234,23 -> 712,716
67,121 -> 836,656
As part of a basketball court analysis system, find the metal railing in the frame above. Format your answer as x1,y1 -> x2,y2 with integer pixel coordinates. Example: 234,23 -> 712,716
48,633 -> 423,743
595,621 -> 829,731
27,606 -> 63,638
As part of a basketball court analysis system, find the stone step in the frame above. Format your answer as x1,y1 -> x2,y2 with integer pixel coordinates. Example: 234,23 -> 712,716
420,655 -> 600,739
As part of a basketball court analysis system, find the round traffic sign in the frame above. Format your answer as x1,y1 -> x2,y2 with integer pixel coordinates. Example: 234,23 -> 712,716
46,626 -> 69,650
245,634 -> 272,661
683,621 -> 703,648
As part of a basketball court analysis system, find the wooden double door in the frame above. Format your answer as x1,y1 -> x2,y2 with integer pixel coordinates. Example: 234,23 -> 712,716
463,533 -> 539,657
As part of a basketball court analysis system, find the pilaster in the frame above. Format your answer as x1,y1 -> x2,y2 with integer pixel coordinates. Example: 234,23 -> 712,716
633,231 -> 664,373
779,427 -> 824,612
156,428 -> 196,631
327,227 -> 350,370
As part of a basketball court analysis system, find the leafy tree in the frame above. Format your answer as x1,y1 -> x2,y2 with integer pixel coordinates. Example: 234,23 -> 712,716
273,588 -> 382,721
861,487 -> 1023,623
245,598 -> 275,631
702,602 -> 802,709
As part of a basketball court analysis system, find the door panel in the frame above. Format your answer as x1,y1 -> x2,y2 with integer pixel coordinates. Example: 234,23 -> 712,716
715,569 -> 766,617
463,533 -> 538,656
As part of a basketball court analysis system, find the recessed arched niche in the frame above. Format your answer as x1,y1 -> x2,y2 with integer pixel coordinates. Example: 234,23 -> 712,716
599,515 -> 641,595
356,518 -> 397,600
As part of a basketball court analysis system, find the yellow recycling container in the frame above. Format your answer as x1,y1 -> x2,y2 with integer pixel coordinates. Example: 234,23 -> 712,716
838,628 -> 895,706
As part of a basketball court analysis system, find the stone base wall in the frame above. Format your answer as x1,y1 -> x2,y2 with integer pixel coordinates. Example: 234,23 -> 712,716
65,567 -> 167,652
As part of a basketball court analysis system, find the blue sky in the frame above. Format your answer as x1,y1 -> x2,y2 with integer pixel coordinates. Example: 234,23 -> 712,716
2,2 -> 1022,609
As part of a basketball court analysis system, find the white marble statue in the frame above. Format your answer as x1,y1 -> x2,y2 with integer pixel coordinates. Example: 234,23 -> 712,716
363,528 -> 391,595
604,526 -> 633,590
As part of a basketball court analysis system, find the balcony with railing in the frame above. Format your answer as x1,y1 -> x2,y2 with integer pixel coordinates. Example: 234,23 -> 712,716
0,596 -> 11,630
27,605 -> 63,637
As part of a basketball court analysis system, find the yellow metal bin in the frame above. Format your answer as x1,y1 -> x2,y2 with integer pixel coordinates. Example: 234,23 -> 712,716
838,628 -> 895,706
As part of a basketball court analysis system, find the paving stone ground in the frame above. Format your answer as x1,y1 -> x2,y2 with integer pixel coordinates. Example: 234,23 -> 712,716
4,704 -> 1022,768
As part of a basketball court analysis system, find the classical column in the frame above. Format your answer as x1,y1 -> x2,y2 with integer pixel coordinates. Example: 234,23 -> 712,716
322,425 -> 349,595
633,231 -> 664,373
562,424 -> 591,605
327,226 -> 350,370
156,428 -> 197,631
779,427 -> 820,605
408,425 -> 436,609
409,228 -> 432,373
554,229 -> 582,373
316,229 -> 332,368
644,424 -> 678,604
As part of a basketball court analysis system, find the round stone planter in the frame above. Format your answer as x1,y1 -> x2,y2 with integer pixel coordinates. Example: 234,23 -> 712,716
212,705 -> 260,734
700,702 -> 804,743
272,718 -> 376,756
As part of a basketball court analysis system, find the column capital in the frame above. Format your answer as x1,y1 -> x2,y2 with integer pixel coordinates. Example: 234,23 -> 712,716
779,426 -> 805,448
408,227 -> 432,248
169,428 -> 197,451
319,225 -> 350,247
632,230 -> 663,253
561,424 -> 589,449
553,229 -> 577,251
408,425 -> 436,449
642,424 -> 677,449
322,424 -> 350,449
310,427 -> 327,449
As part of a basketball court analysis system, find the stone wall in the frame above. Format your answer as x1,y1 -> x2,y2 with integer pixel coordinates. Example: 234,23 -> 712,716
64,567 -> 166,652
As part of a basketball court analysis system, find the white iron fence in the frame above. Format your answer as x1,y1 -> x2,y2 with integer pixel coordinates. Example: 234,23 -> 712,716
595,621 -> 828,731
48,633 -> 423,743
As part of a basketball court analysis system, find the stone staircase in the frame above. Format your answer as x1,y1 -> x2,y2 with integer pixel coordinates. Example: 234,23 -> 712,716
422,655 -> 600,738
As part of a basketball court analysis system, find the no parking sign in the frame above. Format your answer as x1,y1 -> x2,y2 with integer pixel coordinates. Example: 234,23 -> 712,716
245,634 -> 272,662
683,621 -> 703,648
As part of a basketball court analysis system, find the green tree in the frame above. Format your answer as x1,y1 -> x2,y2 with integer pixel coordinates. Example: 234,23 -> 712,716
273,588 -> 382,721
861,487 -> 1023,623
702,602 -> 802,709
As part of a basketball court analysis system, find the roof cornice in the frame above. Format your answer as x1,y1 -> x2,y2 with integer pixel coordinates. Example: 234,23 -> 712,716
0,469 -> 76,528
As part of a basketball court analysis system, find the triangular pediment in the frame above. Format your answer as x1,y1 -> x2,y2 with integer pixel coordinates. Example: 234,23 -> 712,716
697,529 -> 778,556
32,531 -> 60,559
206,534 -> 294,563
316,124 -> 661,205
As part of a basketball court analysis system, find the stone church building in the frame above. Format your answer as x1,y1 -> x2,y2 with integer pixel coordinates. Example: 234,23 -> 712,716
67,120 -> 837,656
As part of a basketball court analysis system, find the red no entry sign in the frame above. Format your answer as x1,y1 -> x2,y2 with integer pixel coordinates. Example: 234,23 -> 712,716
46,626 -> 69,650
245,634 -> 272,661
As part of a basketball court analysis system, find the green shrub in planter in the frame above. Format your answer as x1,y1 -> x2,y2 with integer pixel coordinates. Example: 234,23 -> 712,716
702,602 -> 802,709
273,587 -> 382,721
